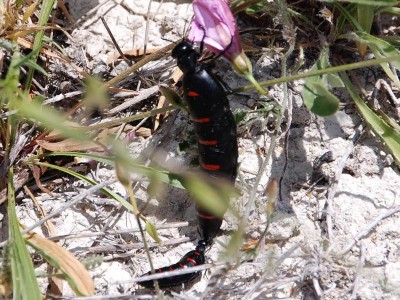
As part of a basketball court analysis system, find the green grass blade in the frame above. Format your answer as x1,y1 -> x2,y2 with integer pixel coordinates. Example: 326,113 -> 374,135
357,4 -> 375,56
350,31 -> 400,88
180,173 -> 236,218
2,52 -> 88,142
31,161 -> 134,212
379,6 -> 400,14
7,168 -> 41,300
0,52 -> 21,107
334,2 -> 362,32
11,95 -> 91,142
31,150 -> 237,218
356,31 -> 400,70
357,4 -> 374,33
145,220 -> 162,244
0,50 -> 45,107
33,151 -> 186,189
25,0 -> 56,90
341,72 -> 400,166
13,50 -> 47,75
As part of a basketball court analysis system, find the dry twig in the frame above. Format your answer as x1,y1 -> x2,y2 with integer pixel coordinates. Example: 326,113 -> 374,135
47,221 -> 189,241
350,242 -> 366,299
107,86 -> 159,115
324,125 -> 363,242
339,205 -> 400,255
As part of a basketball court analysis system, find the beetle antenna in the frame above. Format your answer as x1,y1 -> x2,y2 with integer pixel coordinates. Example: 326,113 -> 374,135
198,26 -> 207,54
161,37 -> 177,43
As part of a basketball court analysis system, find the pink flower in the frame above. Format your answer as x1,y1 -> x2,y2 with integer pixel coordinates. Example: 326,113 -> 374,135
188,0 -> 251,74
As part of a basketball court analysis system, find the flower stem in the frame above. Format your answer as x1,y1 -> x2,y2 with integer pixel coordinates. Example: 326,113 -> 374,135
244,72 -> 267,95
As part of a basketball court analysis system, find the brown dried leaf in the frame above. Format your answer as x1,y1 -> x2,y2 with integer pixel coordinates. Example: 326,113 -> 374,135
107,47 -> 159,64
241,239 -> 258,252
24,185 -> 64,296
171,67 -> 183,84
36,139 -> 102,152
0,274 -> 12,299
135,127 -> 151,137
31,165 -> 53,196
154,93 -> 166,131
24,231 -> 95,296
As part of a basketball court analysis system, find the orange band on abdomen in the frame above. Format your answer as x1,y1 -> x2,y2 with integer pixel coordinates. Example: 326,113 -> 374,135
200,162 -> 220,171
198,140 -> 218,145
197,212 -> 216,220
187,90 -> 200,97
186,257 -> 196,265
192,117 -> 211,123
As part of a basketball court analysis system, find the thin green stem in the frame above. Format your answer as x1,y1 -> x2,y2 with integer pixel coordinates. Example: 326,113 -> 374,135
234,55 -> 400,94
244,72 -> 267,95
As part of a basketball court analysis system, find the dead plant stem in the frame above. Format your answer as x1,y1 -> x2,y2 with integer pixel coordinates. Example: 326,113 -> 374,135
326,125 -> 363,243
339,205 -> 400,255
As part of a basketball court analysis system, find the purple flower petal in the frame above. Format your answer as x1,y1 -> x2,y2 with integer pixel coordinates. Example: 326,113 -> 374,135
188,0 -> 242,59
187,0 -> 253,75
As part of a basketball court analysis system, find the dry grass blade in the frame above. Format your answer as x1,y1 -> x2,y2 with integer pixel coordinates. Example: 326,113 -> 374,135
24,185 -> 64,295
22,0 -> 40,23
36,136 -> 105,152
24,230 -> 95,296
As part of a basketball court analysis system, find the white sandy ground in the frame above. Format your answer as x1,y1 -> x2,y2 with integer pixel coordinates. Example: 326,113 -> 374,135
9,1 -> 400,299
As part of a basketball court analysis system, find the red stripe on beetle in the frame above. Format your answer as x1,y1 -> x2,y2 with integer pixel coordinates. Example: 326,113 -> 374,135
200,162 -> 220,171
198,140 -> 218,145
186,257 -> 197,265
197,212 -> 216,220
192,117 -> 210,123
179,263 -> 185,268
187,90 -> 200,97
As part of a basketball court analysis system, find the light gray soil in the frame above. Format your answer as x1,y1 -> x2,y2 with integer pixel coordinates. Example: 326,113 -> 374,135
14,1 -> 400,299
